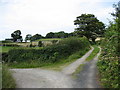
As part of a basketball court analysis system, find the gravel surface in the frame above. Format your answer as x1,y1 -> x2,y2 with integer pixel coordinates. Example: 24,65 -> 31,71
10,47 -> 101,88
74,47 -> 101,88
11,69 -> 75,88
62,47 -> 94,75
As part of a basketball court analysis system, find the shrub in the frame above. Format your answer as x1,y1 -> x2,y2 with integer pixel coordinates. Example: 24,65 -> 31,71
97,22 -> 119,88
2,53 -> 8,62
38,41 -> 42,47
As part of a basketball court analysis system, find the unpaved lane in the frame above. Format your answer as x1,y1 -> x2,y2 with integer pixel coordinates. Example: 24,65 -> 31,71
11,69 -> 75,88
10,47 -> 101,88
62,47 -> 94,75
75,47 -> 101,88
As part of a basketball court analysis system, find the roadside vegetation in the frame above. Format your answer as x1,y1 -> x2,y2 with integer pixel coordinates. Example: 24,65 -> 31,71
0,63 -> 2,89
4,37 -> 90,68
86,45 -> 99,61
1,1 -> 119,88
97,2 -> 119,88
2,64 -> 16,88
40,47 -> 89,71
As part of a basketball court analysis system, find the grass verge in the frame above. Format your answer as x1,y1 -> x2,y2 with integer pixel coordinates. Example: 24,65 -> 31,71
2,64 -> 16,88
72,64 -> 85,78
72,45 -> 100,78
86,45 -> 99,61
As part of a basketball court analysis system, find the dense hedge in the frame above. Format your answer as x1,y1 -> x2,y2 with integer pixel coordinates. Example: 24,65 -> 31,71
97,23 -> 119,88
7,37 -> 90,63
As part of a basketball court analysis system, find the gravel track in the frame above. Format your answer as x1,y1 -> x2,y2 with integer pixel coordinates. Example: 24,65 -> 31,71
74,47 -> 101,88
11,47 -> 101,88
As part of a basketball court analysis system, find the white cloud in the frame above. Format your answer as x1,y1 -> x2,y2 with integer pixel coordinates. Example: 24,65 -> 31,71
0,0 -> 119,40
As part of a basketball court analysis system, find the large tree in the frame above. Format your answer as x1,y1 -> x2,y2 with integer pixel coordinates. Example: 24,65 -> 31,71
11,30 -> 23,42
74,14 -> 105,42
25,34 -> 32,42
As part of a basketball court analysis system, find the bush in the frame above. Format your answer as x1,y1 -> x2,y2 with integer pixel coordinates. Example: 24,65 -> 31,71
97,22 -> 119,88
38,41 -> 42,47
1,53 -> 8,62
6,37 -> 90,64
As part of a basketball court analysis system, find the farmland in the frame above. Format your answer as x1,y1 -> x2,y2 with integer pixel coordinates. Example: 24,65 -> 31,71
1,1 -> 119,88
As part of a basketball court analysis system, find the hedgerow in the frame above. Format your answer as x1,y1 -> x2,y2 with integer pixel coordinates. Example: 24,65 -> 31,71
6,37 -> 90,63
97,22 -> 119,88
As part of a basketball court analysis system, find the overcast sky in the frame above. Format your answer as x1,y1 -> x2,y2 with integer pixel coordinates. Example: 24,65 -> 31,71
0,0 -> 119,40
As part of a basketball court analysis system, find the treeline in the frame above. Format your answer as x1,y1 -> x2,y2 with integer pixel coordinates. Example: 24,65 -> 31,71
97,1 -> 119,88
25,31 -> 75,42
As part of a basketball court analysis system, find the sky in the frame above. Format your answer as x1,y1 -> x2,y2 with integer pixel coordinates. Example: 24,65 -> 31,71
0,0 -> 119,40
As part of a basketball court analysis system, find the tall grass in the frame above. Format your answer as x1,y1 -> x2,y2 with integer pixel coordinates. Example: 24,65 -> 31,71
2,64 -> 16,88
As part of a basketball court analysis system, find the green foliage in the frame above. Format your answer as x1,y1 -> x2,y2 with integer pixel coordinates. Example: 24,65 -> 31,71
74,14 -> 105,42
0,46 -> 13,53
9,46 -> 90,69
45,31 -> 69,38
86,45 -> 99,61
2,64 -> 16,88
25,34 -> 32,42
38,41 -> 42,47
11,30 -> 23,42
97,3 -> 119,87
31,34 -> 43,41
1,40 -> 12,43
6,37 -> 90,65
97,28 -> 119,88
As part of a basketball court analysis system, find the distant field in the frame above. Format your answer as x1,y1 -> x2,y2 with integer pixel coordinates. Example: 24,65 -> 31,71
36,38 -> 62,41
0,46 -> 43,53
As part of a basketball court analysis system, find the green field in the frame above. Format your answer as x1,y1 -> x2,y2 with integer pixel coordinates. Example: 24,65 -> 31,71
0,46 -> 14,53
0,46 -> 43,53
36,38 -> 62,41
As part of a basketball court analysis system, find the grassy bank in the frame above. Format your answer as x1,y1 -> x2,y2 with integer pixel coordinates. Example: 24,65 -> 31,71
2,64 -> 16,88
86,45 -> 99,61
